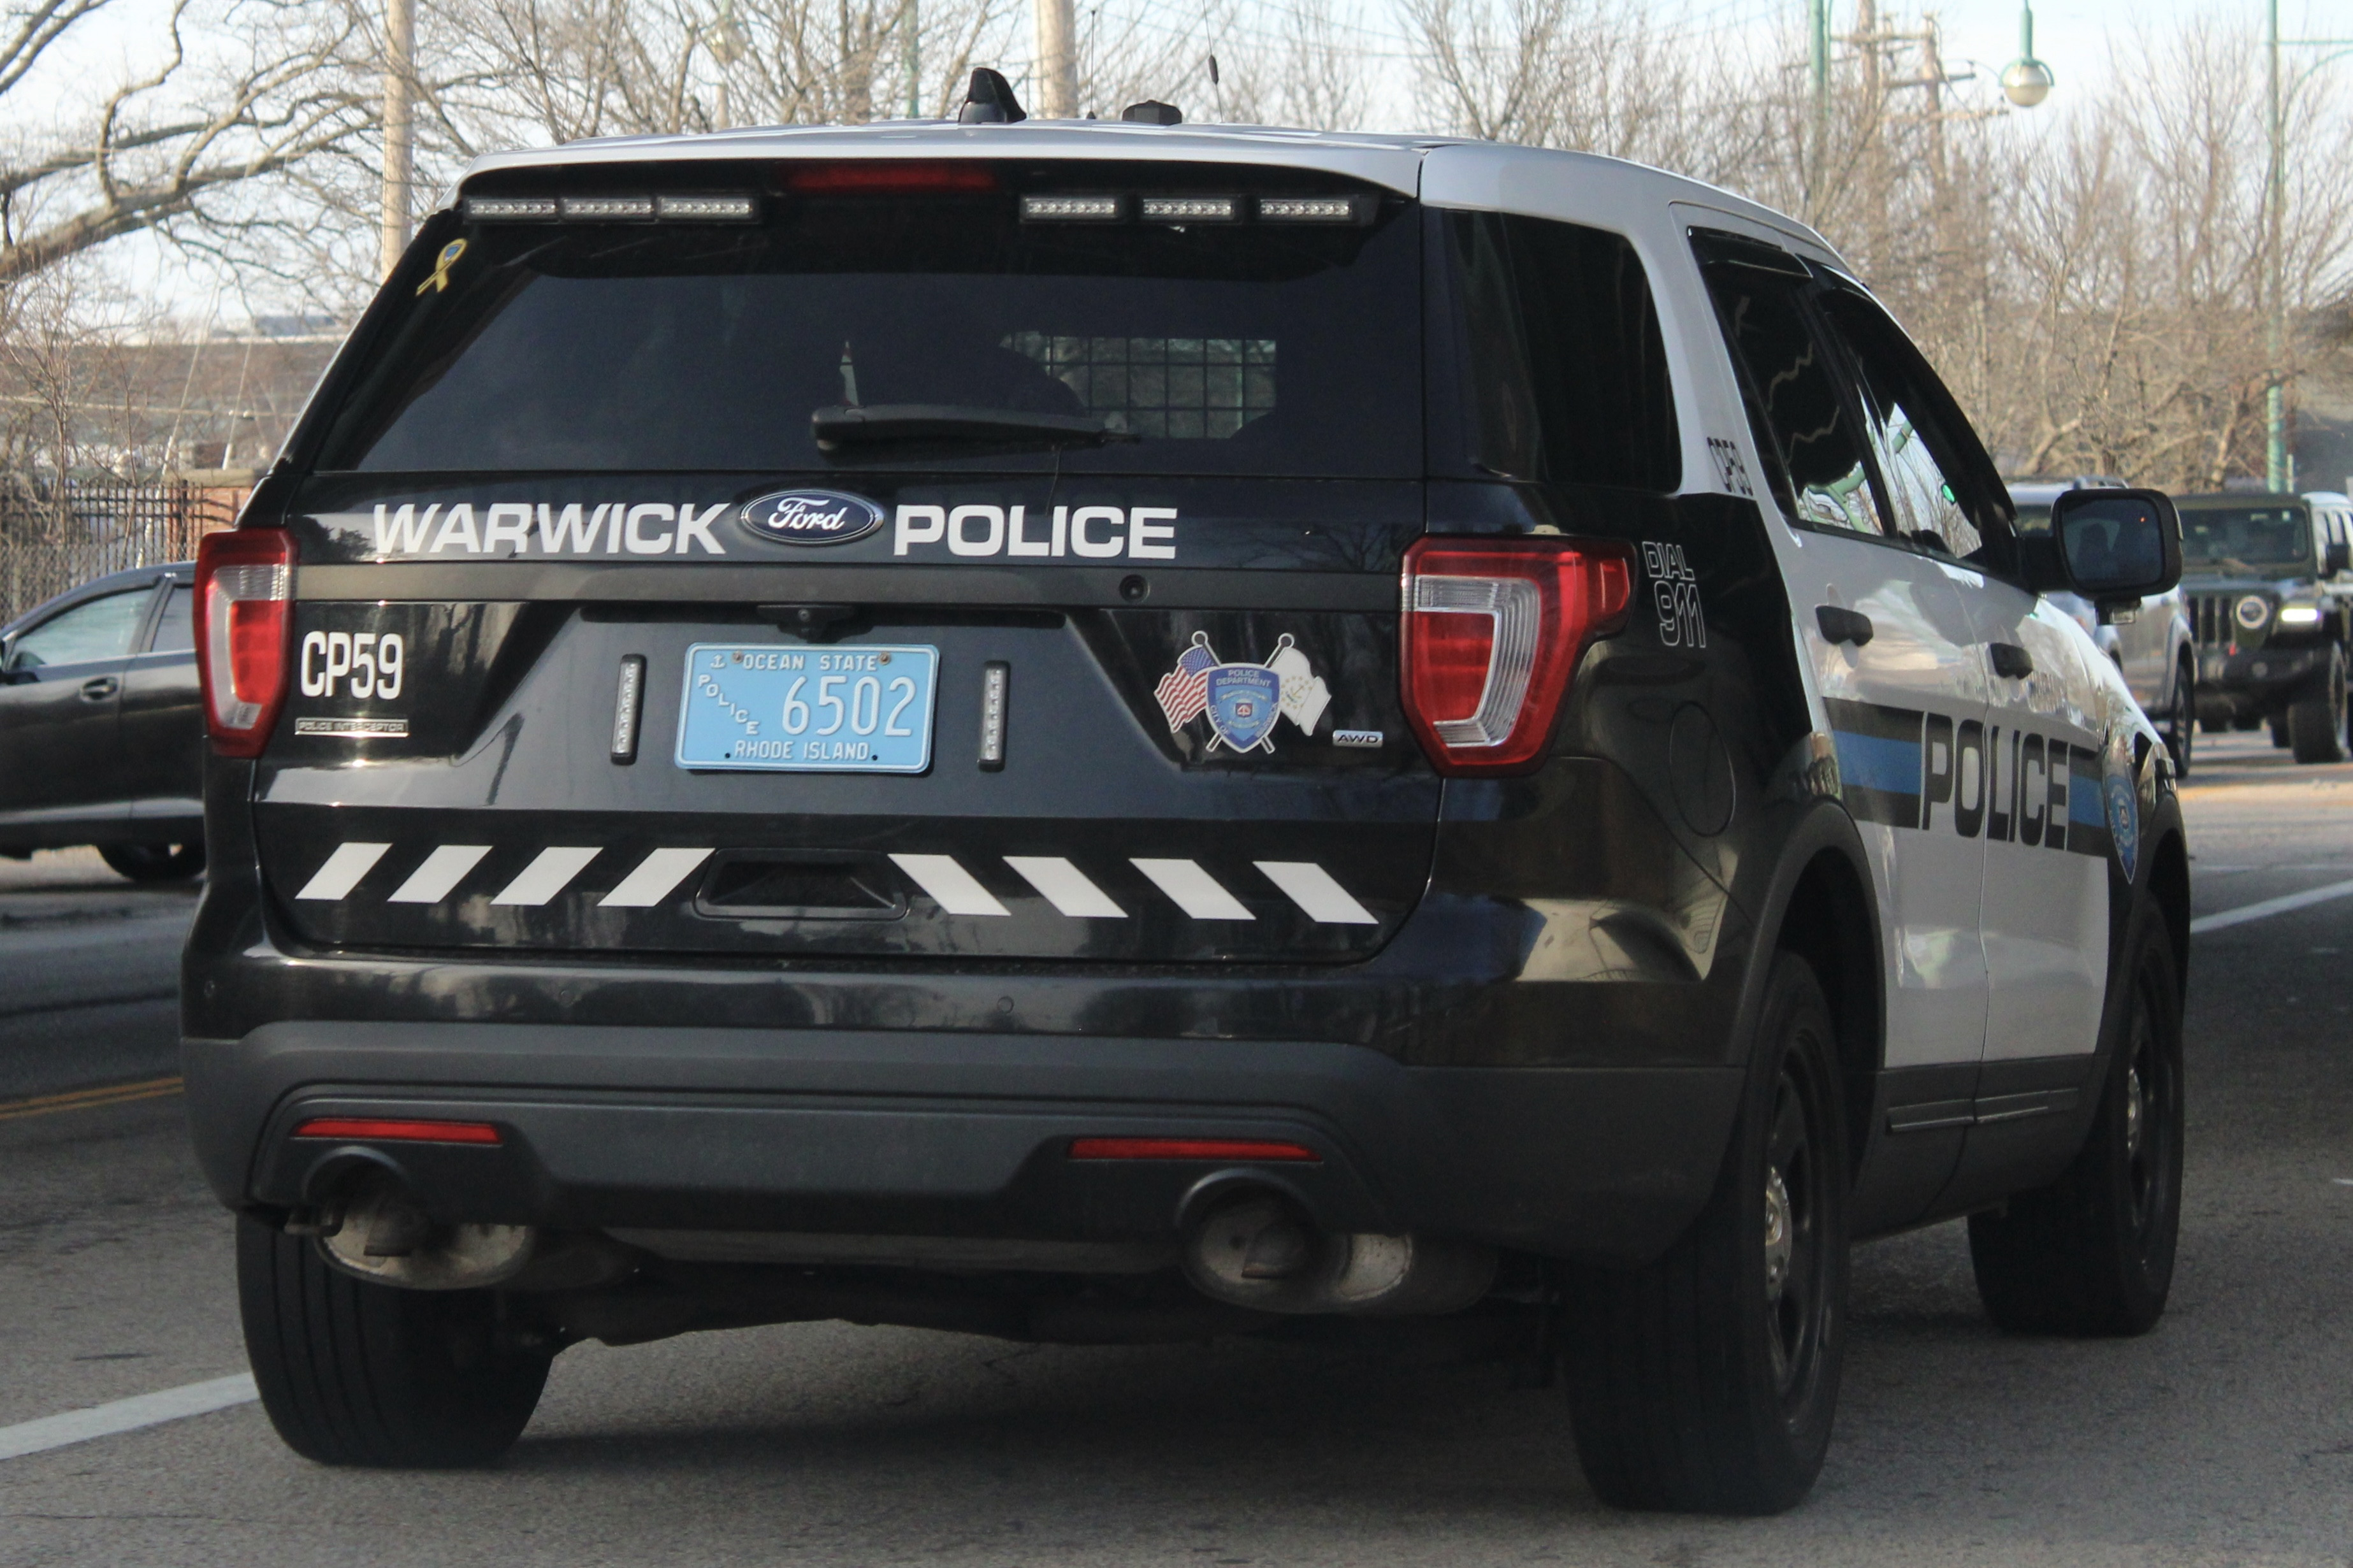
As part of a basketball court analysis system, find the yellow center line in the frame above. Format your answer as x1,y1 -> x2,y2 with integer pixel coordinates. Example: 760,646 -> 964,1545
0,1076 -> 184,1122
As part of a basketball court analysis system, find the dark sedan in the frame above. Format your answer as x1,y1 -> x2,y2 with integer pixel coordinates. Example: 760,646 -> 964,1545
0,563 -> 204,879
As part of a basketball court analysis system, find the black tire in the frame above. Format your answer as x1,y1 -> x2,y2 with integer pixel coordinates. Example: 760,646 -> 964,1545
2289,651 -> 2348,763
2161,658 -> 2193,778
2270,714 -> 2292,748
2197,716 -> 2227,735
1559,953 -> 1850,1514
98,841 -> 205,881
238,1213 -> 551,1467
1967,917 -> 2183,1336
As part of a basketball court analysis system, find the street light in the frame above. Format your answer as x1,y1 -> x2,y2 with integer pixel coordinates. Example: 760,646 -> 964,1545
2263,3 -> 2353,493
2002,1 -> 2054,107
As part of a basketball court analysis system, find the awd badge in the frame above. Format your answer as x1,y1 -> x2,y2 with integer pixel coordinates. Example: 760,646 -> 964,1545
1154,632 -> 1331,753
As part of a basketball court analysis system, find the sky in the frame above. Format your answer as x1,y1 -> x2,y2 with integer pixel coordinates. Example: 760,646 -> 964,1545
3,0 -> 2342,324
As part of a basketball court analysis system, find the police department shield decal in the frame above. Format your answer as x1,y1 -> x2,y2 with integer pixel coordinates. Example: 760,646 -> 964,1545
1205,665 -> 1282,752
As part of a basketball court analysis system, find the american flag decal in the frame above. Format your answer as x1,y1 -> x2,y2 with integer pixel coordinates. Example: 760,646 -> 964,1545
1154,633 -> 1220,731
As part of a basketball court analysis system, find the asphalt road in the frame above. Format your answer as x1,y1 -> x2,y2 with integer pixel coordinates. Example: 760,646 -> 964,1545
2,749 -> 2351,1567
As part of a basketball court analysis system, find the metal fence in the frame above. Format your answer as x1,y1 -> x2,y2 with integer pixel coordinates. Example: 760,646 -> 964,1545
0,484 -> 241,627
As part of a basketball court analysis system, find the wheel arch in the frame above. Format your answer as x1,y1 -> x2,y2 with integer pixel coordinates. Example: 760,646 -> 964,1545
1748,802 -> 1885,1179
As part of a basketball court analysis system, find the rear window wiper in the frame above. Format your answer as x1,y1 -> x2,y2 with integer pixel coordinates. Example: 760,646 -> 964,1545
811,403 -> 1140,452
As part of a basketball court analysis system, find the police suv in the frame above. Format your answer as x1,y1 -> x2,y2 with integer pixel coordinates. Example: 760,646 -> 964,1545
185,85 -> 2190,1514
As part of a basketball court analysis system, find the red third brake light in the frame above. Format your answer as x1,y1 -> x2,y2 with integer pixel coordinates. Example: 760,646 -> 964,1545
293,1117 -> 503,1145
780,161 -> 999,196
194,528 -> 295,758
1400,536 -> 1633,775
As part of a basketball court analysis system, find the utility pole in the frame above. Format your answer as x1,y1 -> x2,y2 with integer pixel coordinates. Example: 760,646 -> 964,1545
2268,0 -> 2287,492
1856,0 -> 1886,271
379,0 -> 415,280
1806,0 -> 1830,213
2261,20 -> 2353,494
1033,0 -> 1075,119
904,0 -> 920,117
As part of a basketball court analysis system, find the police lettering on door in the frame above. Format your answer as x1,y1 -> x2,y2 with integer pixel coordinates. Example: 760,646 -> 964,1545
1824,698 -> 2113,861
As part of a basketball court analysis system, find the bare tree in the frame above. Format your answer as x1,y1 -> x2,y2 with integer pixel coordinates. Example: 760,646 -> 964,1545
0,0 -> 380,284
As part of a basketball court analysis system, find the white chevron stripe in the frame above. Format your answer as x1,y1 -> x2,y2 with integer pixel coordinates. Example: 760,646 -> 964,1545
294,843 -> 389,901
889,853 -> 1010,916
492,847 -> 601,906
1004,856 -> 1126,918
600,847 -> 714,908
1255,861 -> 1378,924
387,845 -> 491,904
1131,858 -> 1254,920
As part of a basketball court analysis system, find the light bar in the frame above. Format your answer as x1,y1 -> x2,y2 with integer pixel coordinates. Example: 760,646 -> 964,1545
558,194 -> 655,220
1138,195 -> 1238,223
1022,193 -> 1124,222
1068,1137 -> 1321,1163
463,195 -> 558,221
1257,194 -> 1371,222
293,1117 -> 503,1145
655,192 -> 758,221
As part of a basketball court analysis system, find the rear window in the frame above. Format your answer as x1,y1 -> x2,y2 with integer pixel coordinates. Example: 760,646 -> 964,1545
314,164 -> 1421,478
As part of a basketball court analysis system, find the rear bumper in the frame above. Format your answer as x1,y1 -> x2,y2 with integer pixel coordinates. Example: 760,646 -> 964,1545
185,1021 -> 1741,1266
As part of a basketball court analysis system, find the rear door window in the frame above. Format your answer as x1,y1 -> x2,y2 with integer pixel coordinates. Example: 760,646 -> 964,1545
314,166 -> 1421,479
10,589 -> 151,670
1441,212 -> 1681,489
1697,261 -> 1883,535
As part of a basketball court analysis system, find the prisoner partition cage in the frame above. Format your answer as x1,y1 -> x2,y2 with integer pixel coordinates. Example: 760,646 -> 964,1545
0,484 -> 242,628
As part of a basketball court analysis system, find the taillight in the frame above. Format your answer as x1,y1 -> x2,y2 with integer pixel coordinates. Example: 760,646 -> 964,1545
1400,536 -> 1633,775
194,528 -> 295,758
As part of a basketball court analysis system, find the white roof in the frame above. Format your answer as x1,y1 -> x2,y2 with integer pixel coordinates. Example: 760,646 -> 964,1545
447,120 -> 1832,254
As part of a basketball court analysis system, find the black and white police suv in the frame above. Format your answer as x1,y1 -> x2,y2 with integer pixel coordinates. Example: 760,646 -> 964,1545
184,82 -> 2192,1513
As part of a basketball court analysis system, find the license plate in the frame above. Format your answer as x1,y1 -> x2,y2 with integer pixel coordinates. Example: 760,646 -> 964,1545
675,644 -> 938,772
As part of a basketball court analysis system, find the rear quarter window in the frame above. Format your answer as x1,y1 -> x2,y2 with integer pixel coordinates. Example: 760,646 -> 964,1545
1440,211 -> 1681,491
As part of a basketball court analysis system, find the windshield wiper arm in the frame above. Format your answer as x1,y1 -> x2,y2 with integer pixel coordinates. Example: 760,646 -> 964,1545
811,403 -> 1140,450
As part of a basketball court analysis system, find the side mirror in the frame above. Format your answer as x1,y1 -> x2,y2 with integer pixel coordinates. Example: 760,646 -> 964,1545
2328,538 -> 2349,577
2046,487 -> 2181,614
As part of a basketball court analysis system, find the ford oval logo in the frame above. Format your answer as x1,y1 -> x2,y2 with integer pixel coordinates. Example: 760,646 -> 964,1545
738,489 -> 885,546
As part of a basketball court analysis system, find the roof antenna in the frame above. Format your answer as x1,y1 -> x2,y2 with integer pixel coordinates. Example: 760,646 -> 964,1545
959,67 -> 1027,123
1120,99 -> 1182,124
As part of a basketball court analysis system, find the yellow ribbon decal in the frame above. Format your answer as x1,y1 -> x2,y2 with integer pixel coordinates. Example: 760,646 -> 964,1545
416,238 -> 467,296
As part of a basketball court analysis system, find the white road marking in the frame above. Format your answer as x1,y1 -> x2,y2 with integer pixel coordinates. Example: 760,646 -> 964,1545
1004,856 -> 1126,918
0,1374 -> 257,1462
491,847 -> 602,906
600,847 -> 714,908
889,854 -> 1010,916
293,843 -> 389,900
386,845 -> 491,903
2189,877 -> 2353,935
1131,859 -> 1254,920
1254,860 -> 1378,924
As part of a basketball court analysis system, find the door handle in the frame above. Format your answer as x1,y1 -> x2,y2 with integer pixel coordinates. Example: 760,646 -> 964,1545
79,675 -> 119,700
1988,643 -> 2034,679
1815,605 -> 1874,646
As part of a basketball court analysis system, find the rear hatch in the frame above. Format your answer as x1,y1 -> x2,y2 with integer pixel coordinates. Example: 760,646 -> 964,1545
252,156 -> 1438,964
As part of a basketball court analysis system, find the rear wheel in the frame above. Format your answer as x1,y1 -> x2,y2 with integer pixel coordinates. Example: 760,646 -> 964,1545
98,842 -> 205,881
1967,917 -> 2182,1335
1560,953 -> 1849,1514
2289,651 -> 2348,763
238,1214 -> 551,1467
2161,658 -> 2194,777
